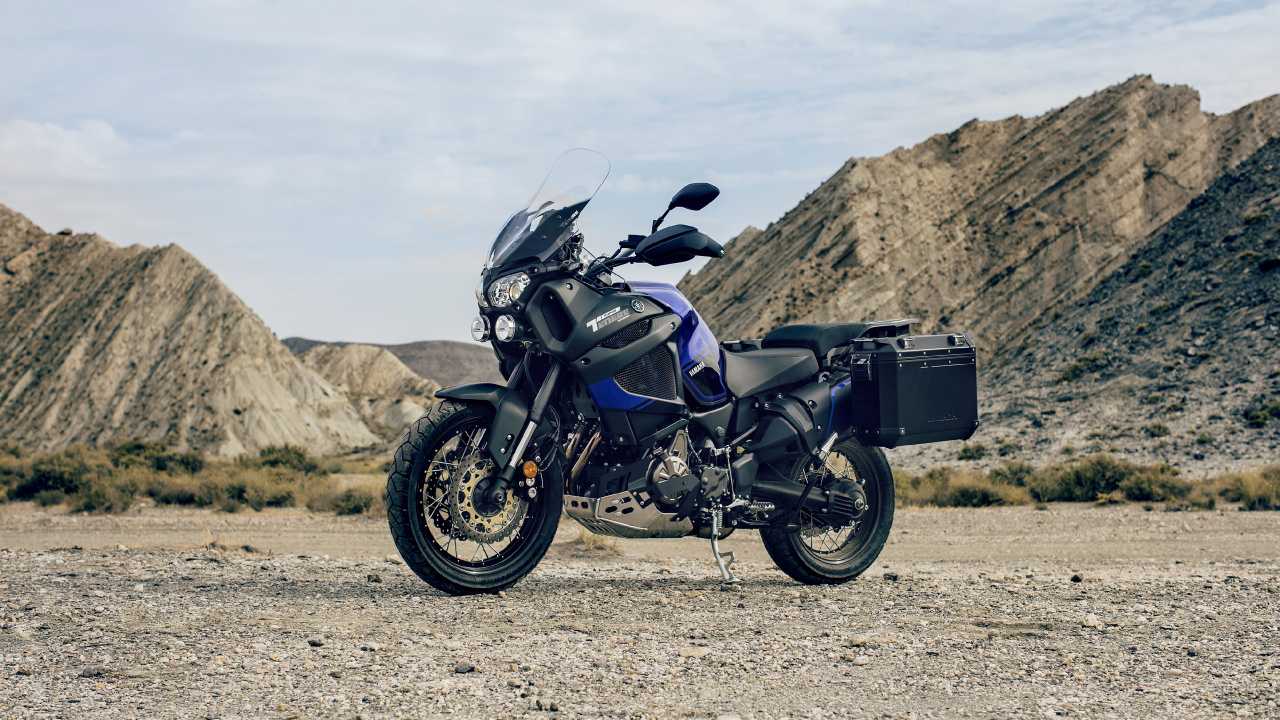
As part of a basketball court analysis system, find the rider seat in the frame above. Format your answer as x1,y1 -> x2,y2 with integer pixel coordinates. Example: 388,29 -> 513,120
760,319 -> 917,357
721,347 -> 818,398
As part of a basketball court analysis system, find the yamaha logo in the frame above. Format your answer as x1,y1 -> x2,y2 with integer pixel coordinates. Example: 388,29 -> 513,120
630,299 -> 644,313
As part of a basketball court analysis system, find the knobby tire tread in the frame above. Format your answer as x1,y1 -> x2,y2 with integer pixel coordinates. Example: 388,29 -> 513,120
385,400 -> 560,596
760,438 -> 895,585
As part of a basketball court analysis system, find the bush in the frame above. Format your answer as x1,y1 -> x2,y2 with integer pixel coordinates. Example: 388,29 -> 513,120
144,476 -> 199,506
1031,455 -> 1135,502
1167,486 -> 1216,511
155,452 -> 204,475
333,488 -> 375,515
73,470 -> 141,513
15,446 -> 112,499
1144,423 -> 1170,438
957,443 -> 987,460
0,442 -> 26,459
1243,398 -> 1280,428
1214,466 -> 1280,511
258,445 -> 318,474
1056,350 -> 1107,383
989,460 -> 1036,487
1095,490 -> 1126,505
1117,463 -> 1190,502
1244,411 -> 1269,428
112,438 -> 204,474
894,466 -> 1029,507
34,489 -> 66,507
0,451 -> 31,502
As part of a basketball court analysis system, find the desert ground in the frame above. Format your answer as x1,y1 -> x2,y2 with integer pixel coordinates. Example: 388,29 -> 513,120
1,503 -> 1277,720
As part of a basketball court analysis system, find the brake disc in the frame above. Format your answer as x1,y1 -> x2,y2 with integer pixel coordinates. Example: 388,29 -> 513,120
448,456 -> 528,544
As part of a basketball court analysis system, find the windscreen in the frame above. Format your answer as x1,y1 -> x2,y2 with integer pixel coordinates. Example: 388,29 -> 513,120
486,149 -> 610,270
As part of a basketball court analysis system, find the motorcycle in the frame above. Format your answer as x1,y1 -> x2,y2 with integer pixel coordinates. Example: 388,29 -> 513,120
387,149 -> 978,595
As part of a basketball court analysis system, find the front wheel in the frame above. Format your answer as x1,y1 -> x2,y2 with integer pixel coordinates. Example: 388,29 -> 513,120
760,436 -> 895,585
386,400 -> 563,595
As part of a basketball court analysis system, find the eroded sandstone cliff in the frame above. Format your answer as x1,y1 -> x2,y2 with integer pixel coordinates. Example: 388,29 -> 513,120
680,76 -> 1280,352
0,206 -> 380,456
299,343 -> 441,440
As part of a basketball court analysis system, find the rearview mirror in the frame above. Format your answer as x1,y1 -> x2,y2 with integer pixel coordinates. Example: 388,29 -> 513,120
669,182 -> 719,212
652,182 -> 720,232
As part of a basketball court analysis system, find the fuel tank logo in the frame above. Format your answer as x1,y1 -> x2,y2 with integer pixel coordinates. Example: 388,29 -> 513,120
630,299 -> 645,313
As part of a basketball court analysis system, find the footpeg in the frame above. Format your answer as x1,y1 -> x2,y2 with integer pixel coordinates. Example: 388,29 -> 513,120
746,501 -> 775,516
709,507 -> 738,584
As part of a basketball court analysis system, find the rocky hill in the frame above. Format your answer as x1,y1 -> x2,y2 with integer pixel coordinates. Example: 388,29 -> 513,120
918,137 -> 1279,473
0,206 -> 380,456
298,343 -> 441,439
680,76 -> 1280,473
681,76 -> 1280,353
284,338 -> 502,387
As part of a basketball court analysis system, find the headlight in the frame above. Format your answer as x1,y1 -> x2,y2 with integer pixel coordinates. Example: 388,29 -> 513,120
474,277 -> 489,308
487,272 -> 530,307
470,315 -> 490,342
494,314 -> 518,342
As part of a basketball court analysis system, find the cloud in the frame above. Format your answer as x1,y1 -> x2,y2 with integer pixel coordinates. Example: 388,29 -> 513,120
0,119 -> 124,181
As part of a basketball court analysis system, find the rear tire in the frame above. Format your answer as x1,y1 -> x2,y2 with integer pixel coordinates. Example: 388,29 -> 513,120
386,400 -> 562,595
760,436 -> 895,585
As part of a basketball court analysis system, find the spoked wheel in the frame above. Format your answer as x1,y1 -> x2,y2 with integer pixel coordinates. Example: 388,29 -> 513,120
760,436 -> 895,585
386,400 -> 562,595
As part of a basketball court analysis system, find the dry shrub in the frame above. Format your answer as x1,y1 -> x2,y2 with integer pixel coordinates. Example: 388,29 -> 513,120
0,447 -> 32,503
1212,466 -> 1280,511
574,526 -> 620,555
894,466 -> 1029,507
988,460 -> 1036,487
1027,455 -> 1192,503
0,440 -> 390,515
1117,463 -> 1191,502
14,446 -> 113,499
1166,485 -> 1217,511
34,489 -> 65,507
333,488 -> 375,515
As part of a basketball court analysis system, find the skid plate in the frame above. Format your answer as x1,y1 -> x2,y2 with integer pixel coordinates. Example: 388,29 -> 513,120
564,491 -> 692,539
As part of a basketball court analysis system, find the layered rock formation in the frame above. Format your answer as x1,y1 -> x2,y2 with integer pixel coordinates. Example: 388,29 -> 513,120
681,76 -> 1280,352
284,337 -> 502,387
0,206 -> 380,456
935,137 -> 1279,472
299,343 -> 441,439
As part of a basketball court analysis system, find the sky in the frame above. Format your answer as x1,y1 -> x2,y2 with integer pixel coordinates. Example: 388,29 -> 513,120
2,1 -> 1278,344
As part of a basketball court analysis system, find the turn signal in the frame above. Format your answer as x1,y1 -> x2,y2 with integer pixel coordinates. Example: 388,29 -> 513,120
522,460 -> 538,478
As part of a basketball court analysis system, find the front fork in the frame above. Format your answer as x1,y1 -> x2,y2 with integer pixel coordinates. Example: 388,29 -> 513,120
484,361 -> 563,506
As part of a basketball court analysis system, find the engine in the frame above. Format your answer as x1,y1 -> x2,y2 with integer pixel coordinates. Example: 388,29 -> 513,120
562,428 -> 723,539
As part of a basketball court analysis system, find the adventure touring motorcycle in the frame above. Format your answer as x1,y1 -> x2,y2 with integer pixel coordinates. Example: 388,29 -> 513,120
387,150 -> 978,594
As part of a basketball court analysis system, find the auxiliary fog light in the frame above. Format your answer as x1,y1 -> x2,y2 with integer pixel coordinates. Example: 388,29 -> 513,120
470,315 -> 491,342
494,314 -> 519,342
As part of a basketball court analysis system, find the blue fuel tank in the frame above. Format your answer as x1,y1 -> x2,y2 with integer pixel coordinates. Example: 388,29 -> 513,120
627,281 -> 727,405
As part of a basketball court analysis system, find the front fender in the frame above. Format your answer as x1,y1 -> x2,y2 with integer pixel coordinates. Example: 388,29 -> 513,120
435,383 -> 506,410
435,383 -> 528,465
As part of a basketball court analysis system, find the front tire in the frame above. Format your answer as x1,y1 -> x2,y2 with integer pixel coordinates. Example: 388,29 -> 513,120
760,436 -> 895,585
386,400 -> 562,595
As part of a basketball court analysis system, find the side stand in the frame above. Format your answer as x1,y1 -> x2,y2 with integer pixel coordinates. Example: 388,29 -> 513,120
709,507 -> 738,584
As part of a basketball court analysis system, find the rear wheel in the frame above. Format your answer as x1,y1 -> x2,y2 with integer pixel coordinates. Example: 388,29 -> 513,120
760,437 -> 895,585
386,400 -> 562,595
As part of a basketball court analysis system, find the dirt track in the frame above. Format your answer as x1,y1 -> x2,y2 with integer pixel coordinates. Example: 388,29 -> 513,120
1,503 -> 1278,719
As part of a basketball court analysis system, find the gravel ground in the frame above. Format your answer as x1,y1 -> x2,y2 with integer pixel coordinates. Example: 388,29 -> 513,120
1,505 -> 1278,719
